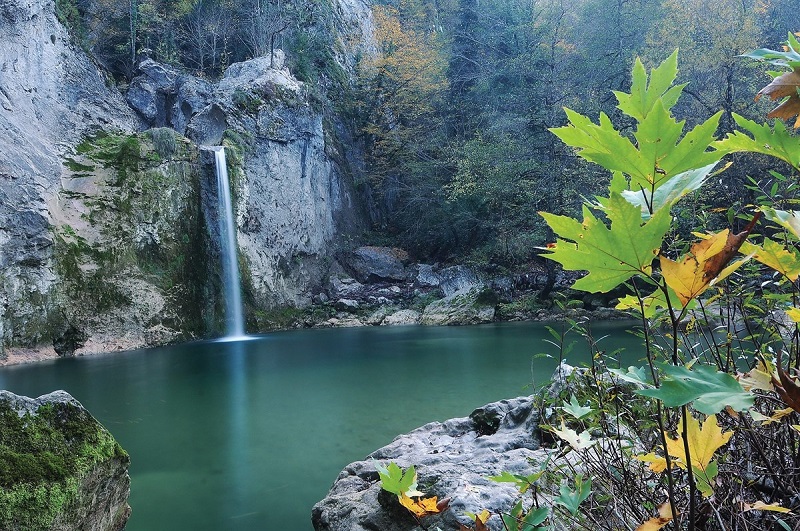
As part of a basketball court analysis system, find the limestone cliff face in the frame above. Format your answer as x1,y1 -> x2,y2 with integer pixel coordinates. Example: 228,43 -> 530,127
0,0 -> 141,358
0,0 -> 373,357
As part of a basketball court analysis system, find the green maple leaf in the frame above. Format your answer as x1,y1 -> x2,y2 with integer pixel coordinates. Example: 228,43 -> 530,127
554,475 -> 592,516
637,364 -> 754,414
560,395 -> 593,420
614,50 -> 685,121
540,193 -> 670,293
714,114 -> 800,168
551,52 -> 724,192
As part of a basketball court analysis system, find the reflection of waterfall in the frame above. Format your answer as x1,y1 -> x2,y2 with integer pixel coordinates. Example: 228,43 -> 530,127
213,147 -> 245,338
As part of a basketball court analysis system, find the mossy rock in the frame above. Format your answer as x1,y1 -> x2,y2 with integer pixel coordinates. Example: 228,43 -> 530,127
0,390 -> 130,531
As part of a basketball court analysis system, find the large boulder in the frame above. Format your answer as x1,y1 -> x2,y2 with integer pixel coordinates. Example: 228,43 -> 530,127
420,287 -> 497,326
312,396 -> 542,531
438,265 -> 483,297
339,246 -> 410,283
0,390 -> 130,530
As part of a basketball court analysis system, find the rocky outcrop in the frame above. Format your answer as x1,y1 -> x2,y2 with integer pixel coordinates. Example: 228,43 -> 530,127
420,287 -> 498,326
312,396 -> 542,531
338,246 -> 410,283
0,390 -> 130,531
0,0 -> 141,358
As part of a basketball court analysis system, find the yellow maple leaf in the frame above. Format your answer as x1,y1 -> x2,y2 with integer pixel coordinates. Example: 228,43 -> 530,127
398,493 -> 443,518
663,414 -> 732,472
742,500 -> 792,513
762,407 -> 796,425
740,239 -> 800,281
661,229 -> 752,306
635,501 -> 674,531
634,452 -> 668,473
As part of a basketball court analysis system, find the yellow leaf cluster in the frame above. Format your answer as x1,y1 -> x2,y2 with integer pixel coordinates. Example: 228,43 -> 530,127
398,493 -> 444,517
661,229 -> 752,306
636,414 -> 732,473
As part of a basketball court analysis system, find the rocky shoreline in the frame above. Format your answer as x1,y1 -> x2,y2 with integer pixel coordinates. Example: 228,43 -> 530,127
1,247 -> 630,367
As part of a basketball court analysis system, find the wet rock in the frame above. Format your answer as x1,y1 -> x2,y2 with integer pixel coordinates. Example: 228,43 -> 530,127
438,265 -> 483,297
383,309 -> 420,326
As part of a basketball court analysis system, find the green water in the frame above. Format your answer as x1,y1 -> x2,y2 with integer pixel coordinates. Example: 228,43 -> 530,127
0,321 -> 641,530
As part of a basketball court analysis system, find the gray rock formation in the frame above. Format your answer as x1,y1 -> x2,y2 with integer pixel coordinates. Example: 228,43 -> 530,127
0,0 -> 140,358
339,246 -> 409,283
421,286 -> 497,326
312,396 -> 542,531
0,390 -> 130,530
439,265 -> 484,297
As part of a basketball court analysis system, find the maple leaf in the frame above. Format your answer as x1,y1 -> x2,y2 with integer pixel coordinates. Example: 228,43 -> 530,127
663,414 -> 732,473
716,115 -> 800,168
398,493 -> 447,518
638,363 -> 754,414
540,193 -> 670,293
762,207 -> 800,240
755,69 -> 800,128
634,452 -> 668,473
660,215 -> 760,306
739,237 -> 800,281
635,501 -> 674,531
551,420 -> 596,450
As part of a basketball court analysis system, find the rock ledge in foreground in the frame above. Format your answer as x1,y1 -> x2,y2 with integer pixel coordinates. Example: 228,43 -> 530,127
0,390 -> 131,531
312,396 -> 542,531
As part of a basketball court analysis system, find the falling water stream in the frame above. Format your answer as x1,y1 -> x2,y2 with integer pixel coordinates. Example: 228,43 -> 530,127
213,147 -> 245,338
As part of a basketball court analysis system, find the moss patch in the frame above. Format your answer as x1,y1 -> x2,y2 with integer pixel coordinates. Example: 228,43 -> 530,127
0,400 -> 128,530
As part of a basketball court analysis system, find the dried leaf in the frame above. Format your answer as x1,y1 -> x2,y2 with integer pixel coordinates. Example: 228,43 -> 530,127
742,500 -> 792,513
773,350 -> 800,414
636,501 -> 674,531
767,93 -> 800,129
762,407 -> 796,425
661,215 -> 759,306
398,493 -> 444,517
755,70 -> 800,102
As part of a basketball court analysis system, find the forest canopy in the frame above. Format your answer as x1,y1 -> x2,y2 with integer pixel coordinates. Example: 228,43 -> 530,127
58,0 -> 798,265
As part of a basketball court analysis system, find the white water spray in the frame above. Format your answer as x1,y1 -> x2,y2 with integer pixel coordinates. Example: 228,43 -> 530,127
213,147 -> 245,338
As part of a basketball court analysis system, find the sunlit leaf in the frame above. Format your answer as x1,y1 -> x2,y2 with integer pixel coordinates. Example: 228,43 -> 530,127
786,308 -> 800,323
663,414 -> 732,473
634,452 -> 668,473
376,462 -> 423,496
762,207 -> 800,240
540,193 -> 670,293
638,363 -> 754,414
635,501 -> 674,531
621,163 -> 720,218
742,501 -> 792,513
739,238 -> 800,281
399,493 -> 445,517
551,420 -> 596,450
762,407 -> 796,425
738,359 -> 775,392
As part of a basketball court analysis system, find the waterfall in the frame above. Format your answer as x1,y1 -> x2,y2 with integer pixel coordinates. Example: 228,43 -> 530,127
213,147 -> 245,338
